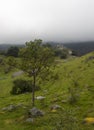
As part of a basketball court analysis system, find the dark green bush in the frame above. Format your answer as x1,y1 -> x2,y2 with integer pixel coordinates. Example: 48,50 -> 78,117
6,46 -> 19,57
11,79 -> 40,95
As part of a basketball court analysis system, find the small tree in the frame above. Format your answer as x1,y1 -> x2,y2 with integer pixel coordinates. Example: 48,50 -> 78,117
19,39 -> 55,106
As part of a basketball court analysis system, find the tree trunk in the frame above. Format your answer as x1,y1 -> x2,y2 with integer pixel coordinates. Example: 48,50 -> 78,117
32,73 -> 36,106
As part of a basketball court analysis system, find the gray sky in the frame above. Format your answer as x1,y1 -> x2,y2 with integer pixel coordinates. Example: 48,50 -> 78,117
0,0 -> 94,44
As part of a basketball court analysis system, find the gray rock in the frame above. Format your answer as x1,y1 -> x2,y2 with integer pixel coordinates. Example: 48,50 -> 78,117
50,104 -> 61,110
35,96 -> 45,100
2,103 -> 25,112
25,118 -> 34,123
2,107 -> 8,111
7,105 -> 16,111
29,107 -> 44,117
2,105 -> 16,111
12,71 -> 24,78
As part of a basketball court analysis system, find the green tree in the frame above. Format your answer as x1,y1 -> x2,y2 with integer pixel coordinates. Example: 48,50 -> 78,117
6,46 -> 19,57
19,39 -> 55,106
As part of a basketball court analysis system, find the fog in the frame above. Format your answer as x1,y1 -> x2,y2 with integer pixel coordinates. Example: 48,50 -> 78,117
0,0 -> 94,44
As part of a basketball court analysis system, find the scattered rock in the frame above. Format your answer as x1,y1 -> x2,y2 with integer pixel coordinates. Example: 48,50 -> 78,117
2,103 -> 24,112
2,105 -> 16,111
25,118 -> 34,123
7,105 -> 16,111
28,107 -> 45,117
35,96 -> 45,100
2,107 -> 8,111
12,71 -> 24,78
50,104 -> 61,110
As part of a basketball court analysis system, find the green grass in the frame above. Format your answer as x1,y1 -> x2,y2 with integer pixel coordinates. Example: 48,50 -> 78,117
0,52 -> 94,130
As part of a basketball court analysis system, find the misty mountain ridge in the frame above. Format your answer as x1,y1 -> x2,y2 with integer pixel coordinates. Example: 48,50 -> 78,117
0,41 -> 94,56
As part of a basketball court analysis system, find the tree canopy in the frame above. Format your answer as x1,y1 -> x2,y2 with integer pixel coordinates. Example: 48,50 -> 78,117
19,39 -> 55,106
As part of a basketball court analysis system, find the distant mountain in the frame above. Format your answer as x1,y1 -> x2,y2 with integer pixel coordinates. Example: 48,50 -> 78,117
0,44 -> 24,51
0,41 -> 94,56
63,41 -> 94,56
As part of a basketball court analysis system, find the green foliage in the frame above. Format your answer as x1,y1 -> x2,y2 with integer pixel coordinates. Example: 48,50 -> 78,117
6,56 -> 17,67
55,48 -> 69,59
0,50 -> 6,55
71,50 -> 78,56
61,49 -> 69,59
3,56 -> 17,73
6,46 -> 19,57
19,39 -> 55,74
19,39 -> 55,106
0,51 -> 94,130
11,79 -> 40,95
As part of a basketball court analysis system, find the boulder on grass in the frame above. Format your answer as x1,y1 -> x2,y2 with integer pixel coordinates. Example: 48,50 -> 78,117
25,118 -> 34,123
28,107 -> 44,117
2,105 -> 16,112
50,104 -> 61,110
35,96 -> 45,100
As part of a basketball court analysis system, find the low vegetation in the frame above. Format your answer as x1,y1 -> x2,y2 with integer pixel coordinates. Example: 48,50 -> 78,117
0,41 -> 94,130
11,79 -> 40,95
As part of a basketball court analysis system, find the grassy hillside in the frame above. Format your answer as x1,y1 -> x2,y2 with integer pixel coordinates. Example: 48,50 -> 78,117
0,52 -> 94,130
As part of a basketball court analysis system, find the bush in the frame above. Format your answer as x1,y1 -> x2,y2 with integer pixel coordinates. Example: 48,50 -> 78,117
6,46 -> 19,57
60,52 -> 68,59
54,48 -> 69,59
11,79 -> 40,95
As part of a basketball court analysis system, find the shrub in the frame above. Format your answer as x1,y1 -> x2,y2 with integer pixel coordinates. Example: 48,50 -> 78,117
6,46 -> 19,57
11,79 -> 40,95
60,51 -> 68,59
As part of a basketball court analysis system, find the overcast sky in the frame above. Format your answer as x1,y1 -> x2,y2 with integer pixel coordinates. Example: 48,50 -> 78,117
0,0 -> 94,44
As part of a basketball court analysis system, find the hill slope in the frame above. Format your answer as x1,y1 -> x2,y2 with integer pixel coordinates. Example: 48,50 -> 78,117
0,52 -> 94,130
